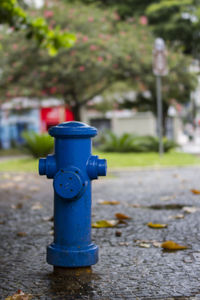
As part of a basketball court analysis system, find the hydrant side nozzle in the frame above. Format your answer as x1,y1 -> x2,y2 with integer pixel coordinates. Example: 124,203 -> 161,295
39,155 -> 57,178
39,158 -> 46,175
87,155 -> 107,179
97,159 -> 107,176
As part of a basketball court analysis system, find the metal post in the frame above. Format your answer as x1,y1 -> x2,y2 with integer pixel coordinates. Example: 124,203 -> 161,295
156,75 -> 163,156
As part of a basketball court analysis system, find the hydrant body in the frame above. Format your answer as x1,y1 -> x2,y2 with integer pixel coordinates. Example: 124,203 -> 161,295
39,122 -> 107,267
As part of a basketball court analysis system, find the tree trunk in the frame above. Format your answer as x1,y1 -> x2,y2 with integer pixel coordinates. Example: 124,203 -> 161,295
72,103 -> 81,121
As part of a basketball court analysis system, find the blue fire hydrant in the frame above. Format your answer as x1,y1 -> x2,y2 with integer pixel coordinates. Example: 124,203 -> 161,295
39,121 -> 107,268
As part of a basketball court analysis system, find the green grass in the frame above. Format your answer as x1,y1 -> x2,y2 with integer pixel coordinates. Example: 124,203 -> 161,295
0,151 -> 199,172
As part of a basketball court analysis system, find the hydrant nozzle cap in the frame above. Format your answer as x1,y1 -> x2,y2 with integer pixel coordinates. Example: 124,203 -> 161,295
49,121 -> 97,138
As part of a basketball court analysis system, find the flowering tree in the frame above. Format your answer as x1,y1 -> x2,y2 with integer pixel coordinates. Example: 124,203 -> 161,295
0,1 -> 154,120
0,0 -> 75,55
0,1 -> 197,122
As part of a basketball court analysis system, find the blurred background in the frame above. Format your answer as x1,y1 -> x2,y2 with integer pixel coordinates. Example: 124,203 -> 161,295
1,0 -> 200,169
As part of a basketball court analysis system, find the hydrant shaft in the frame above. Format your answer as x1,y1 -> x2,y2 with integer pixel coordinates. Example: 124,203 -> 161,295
39,121 -> 107,268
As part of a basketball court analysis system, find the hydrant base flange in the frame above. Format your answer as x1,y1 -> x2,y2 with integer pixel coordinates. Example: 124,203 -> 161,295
47,243 -> 98,267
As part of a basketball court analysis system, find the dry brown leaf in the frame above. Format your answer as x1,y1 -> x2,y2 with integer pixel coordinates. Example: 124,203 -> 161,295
92,220 -> 119,228
98,200 -> 120,205
147,222 -> 168,229
17,232 -> 27,237
115,213 -> 132,220
183,206 -> 198,214
191,189 -> 200,195
161,240 -> 188,250
5,290 -> 32,300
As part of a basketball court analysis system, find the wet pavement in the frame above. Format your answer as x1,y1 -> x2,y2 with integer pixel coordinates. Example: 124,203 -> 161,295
1,167 -> 200,299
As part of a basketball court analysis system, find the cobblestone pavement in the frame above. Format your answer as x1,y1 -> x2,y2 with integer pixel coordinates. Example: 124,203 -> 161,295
1,167 -> 200,299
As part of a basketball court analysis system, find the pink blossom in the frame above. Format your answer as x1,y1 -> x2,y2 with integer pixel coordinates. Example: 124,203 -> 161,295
97,56 -> 103,62
90,45 -> 98,51
8,76 -> 13,82
101,17 -> 106,22
44,10 -> 54,18
82,36 -> 89,42
88,17 -> 94,22
113,64 -> 118,69
70,50 -> 76,56
126,55 -> 131,61
139,16 -> 148,25
12,44 -> 18,50
113,12 -> 120,20
79,66 -> 85,72
120,31 -> 126,36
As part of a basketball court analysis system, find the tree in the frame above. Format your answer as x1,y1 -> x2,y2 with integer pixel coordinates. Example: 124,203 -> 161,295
0,0 -> 76,54
70,0 -> 200,56
0,1 -> 153,120
0,1 -> 197,124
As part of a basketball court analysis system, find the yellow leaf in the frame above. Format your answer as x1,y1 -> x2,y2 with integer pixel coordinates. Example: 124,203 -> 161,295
161,240 -> 188,250
92,220 -> 118,228
147,222 -> 168,229
191,189 -> 200,194
98,200 -> 120,205
115,213 -> 132,220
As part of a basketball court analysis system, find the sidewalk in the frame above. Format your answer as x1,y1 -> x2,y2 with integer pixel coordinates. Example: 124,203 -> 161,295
1,167 -> 200,299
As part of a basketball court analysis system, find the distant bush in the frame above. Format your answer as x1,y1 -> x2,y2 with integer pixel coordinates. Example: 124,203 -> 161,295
98,131 -> 178,153
22,131 -> 54,158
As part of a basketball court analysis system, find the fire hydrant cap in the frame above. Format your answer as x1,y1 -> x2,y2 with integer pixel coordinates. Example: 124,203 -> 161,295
49,121 -> 98,138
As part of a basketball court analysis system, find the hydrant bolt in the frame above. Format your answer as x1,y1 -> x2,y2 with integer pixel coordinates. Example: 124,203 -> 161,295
38,121 -> 107,268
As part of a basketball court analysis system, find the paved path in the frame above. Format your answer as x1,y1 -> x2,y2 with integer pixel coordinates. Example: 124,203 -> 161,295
1,167 -> 200,299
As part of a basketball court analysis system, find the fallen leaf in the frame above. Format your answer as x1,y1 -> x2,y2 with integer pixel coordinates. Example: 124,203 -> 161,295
0,220 -> 5,224
152,241 -> 162,248
147,222 -> 168,229
169,214 -> 185,220
92,220 -> 119,228
161,240 -> 188,251
16,203 -> 23,209
17,232 -> 27,237
191,189 -> 200,195
5,290 -> 32,300
98,200 -> 120,205
183,206 -> 198,214
115,213 -> 132,220
138,243 -> 151,248
118,242 -> 129,246
115,230 -> 122,237
31,203 -> 43,210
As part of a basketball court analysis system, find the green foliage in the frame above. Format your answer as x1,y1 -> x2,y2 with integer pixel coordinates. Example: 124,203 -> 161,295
98,131 -> 178,153
0,0 -> 76,55
22,131 -> 54,158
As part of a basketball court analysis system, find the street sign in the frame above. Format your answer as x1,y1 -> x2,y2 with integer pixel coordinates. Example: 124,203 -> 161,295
153,38 -> 168,76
